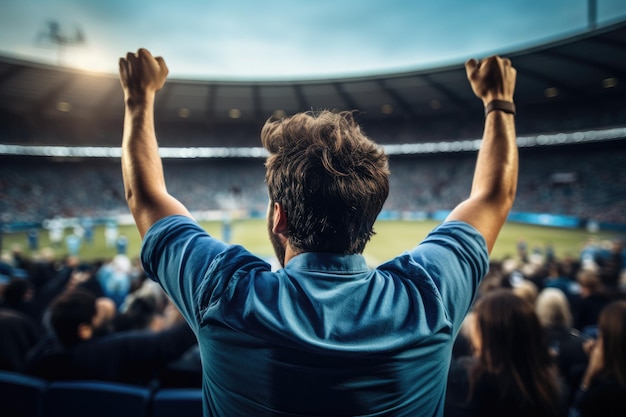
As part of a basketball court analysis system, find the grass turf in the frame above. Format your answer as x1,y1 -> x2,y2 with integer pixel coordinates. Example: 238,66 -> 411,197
2,219 -> 619,266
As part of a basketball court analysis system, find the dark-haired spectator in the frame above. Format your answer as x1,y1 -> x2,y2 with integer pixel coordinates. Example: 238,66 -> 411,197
571,300 -> 626,417
0,277 -> 44,332
0,308 -> 41,372
445,289 -> 567,417
26,247 -> 59,293
65,262 -> 104,298
597,239 -> 625,294
572,268 -> 612,334
543,261 -> 578,301
0,277 -> 34,311
115,293 -> 160,332
25,290 -> 197,386
5,255 -> 88,329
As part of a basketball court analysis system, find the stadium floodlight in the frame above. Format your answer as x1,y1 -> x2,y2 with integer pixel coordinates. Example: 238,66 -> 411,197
35,20 -> 86,65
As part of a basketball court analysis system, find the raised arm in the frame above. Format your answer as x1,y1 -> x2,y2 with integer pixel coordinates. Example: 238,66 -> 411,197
119,49 -> 192,238
446,56 -> 518,253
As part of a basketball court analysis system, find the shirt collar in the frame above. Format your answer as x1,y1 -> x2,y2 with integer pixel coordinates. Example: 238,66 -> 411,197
284,252 -> 369,274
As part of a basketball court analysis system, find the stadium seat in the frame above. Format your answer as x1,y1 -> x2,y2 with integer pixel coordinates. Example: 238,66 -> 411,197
0,370 -> 48,417
152,388 -> 203,417
41,380 -> 152,417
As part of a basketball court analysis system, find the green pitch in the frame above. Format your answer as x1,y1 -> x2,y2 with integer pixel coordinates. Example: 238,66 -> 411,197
2,219 -> 620,266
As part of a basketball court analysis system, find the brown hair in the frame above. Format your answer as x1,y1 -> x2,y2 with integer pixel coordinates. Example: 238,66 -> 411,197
470,289 -> 561,412
577,269 -> 602,292
261,110 -> 389,254
598,300 -> 626,387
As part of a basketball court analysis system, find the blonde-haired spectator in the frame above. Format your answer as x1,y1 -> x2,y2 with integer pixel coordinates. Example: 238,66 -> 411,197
536,287 -> 588,405
536,287 -> 573,329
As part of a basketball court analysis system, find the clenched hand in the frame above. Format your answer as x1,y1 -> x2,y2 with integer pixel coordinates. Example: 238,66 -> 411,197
119,48 -> 168,104
465,56 -> 516,105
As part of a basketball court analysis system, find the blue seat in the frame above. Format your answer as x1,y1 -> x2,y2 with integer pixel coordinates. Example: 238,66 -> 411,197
152,388 -> 203,417
0,370 -> 47,417
42,380 -> 151,417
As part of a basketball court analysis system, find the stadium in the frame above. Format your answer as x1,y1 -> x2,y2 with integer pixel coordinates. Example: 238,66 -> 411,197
2,20 -> 626,257
1,2 -> 626,416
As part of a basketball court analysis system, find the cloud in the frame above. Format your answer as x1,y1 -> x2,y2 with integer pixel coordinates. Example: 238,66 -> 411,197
0,0 -> 625,79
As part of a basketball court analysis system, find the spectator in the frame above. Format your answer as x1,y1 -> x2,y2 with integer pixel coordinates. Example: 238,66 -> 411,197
25,255 -> 84,325
571,300 -> 626,417
119,49 -> 517,415
0,277 -> 47,334
573,268 -> 612,334
115,292 -> 161,332
65,262 -> 104,297
535,287 -> 588,405
0,278 -> 35,314
96,254 -> 132,308
543,261 -> 578,301
597,239 -> 625,294
25,289 -> 196,386
0,308 -> 41,372
512,278 -> 540,306
26,247 -> 58,293
446,288 -> 567,417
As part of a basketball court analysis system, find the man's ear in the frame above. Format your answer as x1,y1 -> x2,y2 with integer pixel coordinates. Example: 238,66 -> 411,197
77,323 -> 93,341
271,202 -> 288,235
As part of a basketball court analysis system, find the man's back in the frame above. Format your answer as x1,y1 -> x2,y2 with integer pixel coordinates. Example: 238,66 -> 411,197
120,49 -> 517,416
142,216 -> 488,416
201,330 -> 449,416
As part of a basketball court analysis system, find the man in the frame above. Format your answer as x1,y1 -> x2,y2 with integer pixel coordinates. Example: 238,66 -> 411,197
119,48 -> 517,416
25,290 -> 196,385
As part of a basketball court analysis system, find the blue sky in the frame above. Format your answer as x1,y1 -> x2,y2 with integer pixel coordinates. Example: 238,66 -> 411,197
1,0 -> 625,80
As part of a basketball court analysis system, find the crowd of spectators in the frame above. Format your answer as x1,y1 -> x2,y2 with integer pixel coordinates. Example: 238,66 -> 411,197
0,249 -> 202,388
443,234 -> 626,415
1,145 -> 625,416
0,215 -> 624,415
2,140 -> 625,225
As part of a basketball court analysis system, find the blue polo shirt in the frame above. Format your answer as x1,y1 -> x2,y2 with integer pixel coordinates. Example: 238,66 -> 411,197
141,215 -> 488,417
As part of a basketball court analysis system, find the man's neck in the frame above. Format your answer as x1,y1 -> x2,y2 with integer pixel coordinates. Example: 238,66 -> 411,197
283,245 -> 300,266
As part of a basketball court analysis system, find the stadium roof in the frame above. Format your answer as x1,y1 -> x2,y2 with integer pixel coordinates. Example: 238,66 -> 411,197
0,19 -> 625,127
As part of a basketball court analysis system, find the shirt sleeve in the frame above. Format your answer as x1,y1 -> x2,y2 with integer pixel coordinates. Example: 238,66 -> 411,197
140,215 -> 230,329
407,221 -> 488,330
